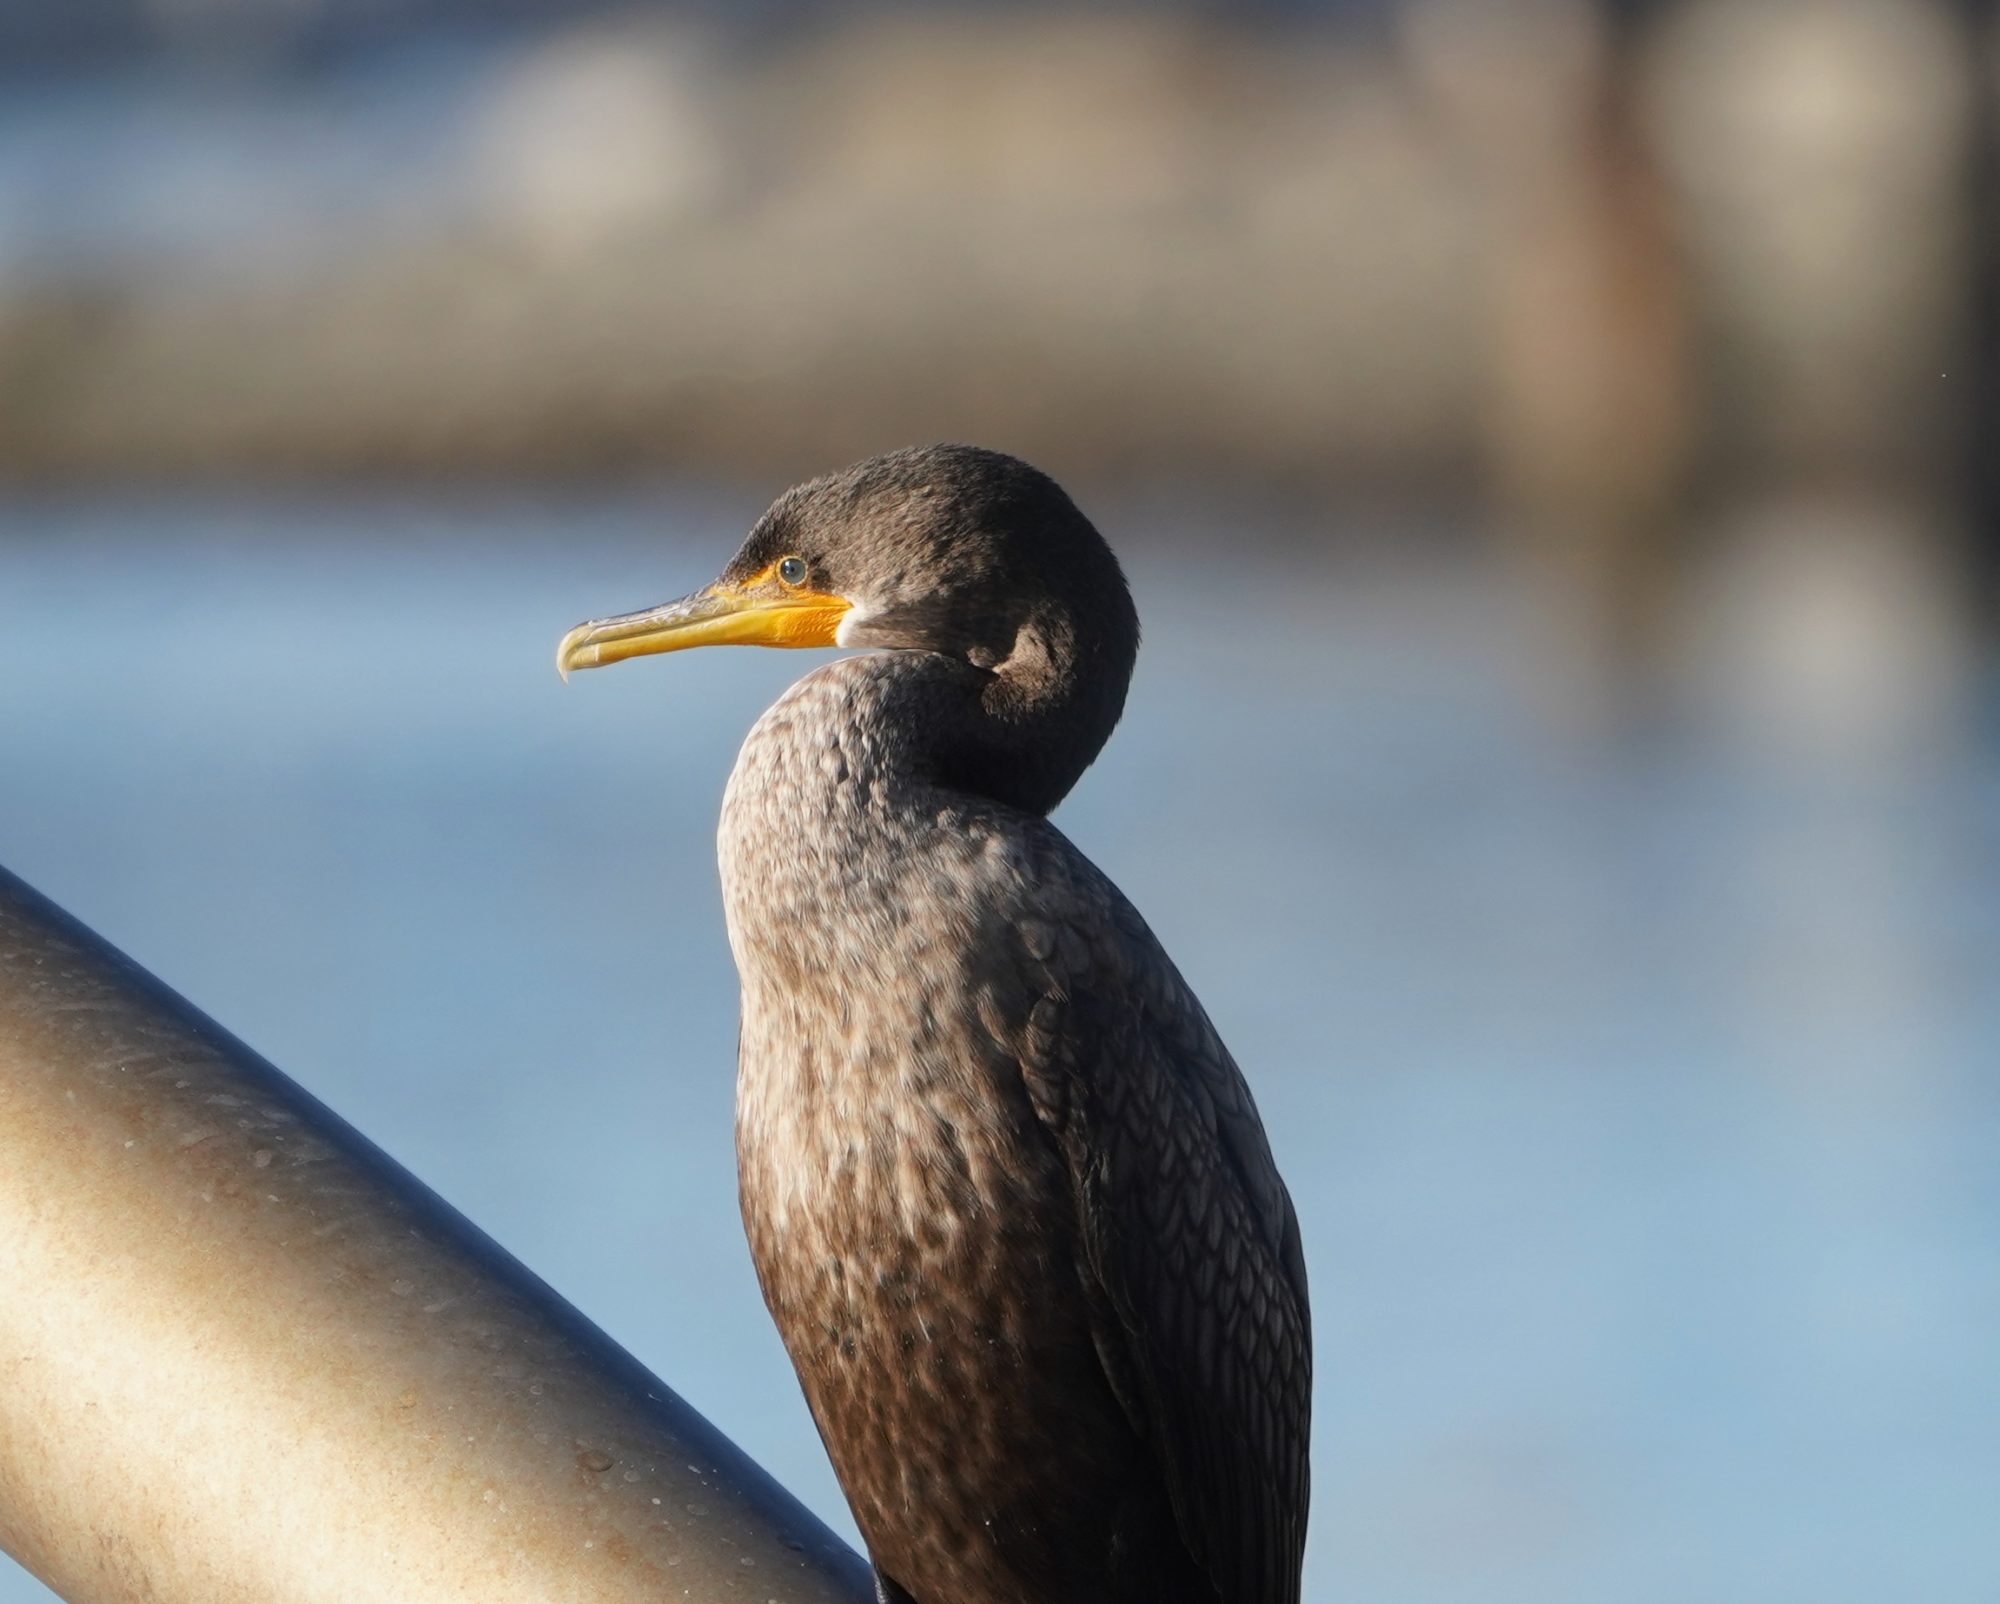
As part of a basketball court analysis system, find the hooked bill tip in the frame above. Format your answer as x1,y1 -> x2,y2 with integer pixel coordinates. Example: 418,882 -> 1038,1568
555,624 -> 599,683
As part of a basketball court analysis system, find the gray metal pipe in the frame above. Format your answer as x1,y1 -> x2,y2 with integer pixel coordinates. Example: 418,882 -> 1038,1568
0,865 -> 872,1604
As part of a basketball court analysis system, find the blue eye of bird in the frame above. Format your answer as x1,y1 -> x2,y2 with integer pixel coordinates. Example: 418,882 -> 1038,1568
778,556 -> 807,585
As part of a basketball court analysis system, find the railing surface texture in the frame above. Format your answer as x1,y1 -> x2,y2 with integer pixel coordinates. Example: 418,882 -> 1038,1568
0,865 -> 872,1604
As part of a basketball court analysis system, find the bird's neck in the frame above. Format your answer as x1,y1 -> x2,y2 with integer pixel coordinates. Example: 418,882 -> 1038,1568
716,656 -> 962,1014
735,626 -> 1124,824
716,645 -> 1111,967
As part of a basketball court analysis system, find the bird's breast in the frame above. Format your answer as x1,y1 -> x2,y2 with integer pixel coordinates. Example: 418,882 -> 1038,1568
718,665 -> 1049,1263
716,673 -> 1155,1598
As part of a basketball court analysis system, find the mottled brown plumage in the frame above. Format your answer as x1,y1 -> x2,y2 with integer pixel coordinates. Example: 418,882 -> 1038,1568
563,445 -> 1310,1604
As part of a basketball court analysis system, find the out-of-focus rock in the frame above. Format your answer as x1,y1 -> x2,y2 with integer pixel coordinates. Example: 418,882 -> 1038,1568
1646,0 -> 1971,479
1406,0 -> 1694,710
465,17 -> 725,261
1646,0 -> 1976,749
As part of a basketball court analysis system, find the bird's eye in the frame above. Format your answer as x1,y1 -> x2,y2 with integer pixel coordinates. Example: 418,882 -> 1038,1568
778,556 -> 808,586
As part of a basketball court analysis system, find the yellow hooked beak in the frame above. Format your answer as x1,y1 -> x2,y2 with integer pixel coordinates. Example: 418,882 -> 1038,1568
557,567 -> 852,680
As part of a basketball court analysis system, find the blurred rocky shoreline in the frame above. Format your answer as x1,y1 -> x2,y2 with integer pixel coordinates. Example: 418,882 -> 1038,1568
1,1 -> 1982,502
0,13 -> 1468,485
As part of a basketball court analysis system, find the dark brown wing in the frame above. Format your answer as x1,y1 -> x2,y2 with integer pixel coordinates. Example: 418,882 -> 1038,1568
992,832 -> 1312,1604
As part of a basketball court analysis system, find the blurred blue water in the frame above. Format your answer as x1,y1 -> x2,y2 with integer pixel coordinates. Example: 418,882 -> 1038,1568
1,487 -> 1995,1604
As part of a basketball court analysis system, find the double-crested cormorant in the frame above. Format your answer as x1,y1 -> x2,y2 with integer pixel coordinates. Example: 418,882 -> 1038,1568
558,445 -> 1310,1604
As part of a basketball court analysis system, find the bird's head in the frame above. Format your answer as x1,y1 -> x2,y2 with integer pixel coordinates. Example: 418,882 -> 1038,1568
558,445 -> 1137,811
564,444 -> 1133,719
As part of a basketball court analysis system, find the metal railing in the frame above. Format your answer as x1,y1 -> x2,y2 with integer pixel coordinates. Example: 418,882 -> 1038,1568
0,865 -> 872,1604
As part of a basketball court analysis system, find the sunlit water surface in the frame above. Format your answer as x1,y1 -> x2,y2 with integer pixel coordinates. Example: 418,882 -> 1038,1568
1,488 -> 1995,1604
